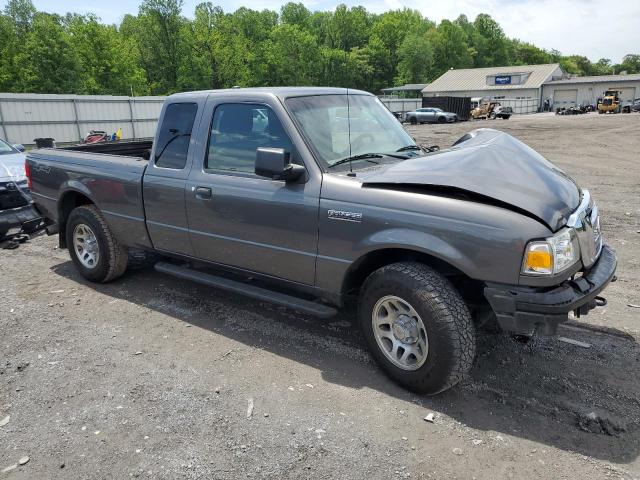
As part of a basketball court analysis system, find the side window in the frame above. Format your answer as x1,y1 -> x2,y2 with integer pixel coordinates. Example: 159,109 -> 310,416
155,102 -> 198,169
206,104 -> 293,174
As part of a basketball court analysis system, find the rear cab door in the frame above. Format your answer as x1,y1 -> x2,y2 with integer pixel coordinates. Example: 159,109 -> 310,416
143,96 -> 204,256
184,92 -> 321,286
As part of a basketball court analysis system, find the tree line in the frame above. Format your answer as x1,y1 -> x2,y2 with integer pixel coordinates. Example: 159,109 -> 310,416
1,0 -> 639,96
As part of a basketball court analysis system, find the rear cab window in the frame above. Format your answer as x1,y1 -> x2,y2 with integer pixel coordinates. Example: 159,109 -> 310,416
155,103 -> 198,169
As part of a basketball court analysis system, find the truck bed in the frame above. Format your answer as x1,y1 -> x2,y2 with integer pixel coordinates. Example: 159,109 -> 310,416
26,146 -> 152,250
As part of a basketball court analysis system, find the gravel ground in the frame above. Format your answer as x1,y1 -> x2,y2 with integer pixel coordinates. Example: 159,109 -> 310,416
1,112 -> 640,479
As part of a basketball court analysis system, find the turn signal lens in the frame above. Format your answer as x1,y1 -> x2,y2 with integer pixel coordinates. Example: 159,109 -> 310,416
522,229 -> 580,276
523,242 -> 553,274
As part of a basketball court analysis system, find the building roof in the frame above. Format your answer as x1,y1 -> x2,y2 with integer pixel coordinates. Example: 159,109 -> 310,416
544,73 -> 640,85
381,84 -> 429,93
422,64 -> 561,93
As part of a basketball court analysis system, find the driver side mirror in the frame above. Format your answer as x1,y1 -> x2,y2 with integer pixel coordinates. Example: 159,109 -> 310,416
13,143 -> 26,152
255,147 -> 305,182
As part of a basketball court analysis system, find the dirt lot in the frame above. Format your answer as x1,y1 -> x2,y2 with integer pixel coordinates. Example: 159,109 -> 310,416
2,112 -> 640,479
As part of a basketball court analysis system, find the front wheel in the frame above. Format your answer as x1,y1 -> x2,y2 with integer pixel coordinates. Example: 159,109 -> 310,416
66,205 -> 128,283
409,117 -> 418,125
359,262 -> 476,394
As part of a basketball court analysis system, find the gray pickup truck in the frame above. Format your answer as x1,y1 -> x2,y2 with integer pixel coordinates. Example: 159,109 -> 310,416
27,87 -> 616,394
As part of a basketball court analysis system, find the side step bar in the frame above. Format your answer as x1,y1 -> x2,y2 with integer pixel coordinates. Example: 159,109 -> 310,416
154,262 -> 337,319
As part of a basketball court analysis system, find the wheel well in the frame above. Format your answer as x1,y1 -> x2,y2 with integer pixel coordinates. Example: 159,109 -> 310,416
342,248 -> 485,307
58,191 -> 94,248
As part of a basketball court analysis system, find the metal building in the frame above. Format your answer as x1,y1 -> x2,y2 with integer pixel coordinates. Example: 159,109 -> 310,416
541,74 -> 640,109
422,64 -> 564,113
0,93 -> 165,146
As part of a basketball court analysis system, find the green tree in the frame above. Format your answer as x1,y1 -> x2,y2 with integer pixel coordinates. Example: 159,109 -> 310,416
280,2 -> 311,28
428,20 -> 473,77
192,2 -> 224,88
135,0 -> 185,93
66,14 -> 148,95
264,24 -> 320,85
0,2 -> 632,96
616,54 -> 640,74
13,13 -> 83,93
395,33 -> 434,84
471,14 -> 508,67
592,58 -> 613,75
3,0 -> 36,34
509,40 -> 552,66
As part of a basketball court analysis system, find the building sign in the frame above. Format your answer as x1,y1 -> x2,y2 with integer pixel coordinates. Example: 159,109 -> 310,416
494,75 -> 512,85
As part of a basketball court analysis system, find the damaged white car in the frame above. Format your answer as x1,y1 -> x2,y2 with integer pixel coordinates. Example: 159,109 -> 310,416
0,138 -> 43,243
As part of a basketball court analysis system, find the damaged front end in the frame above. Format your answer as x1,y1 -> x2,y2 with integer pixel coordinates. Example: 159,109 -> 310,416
0,179 -> 44,248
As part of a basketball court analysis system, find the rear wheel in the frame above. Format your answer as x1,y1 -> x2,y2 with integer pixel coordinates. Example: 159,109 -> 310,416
359,262 -> 476,394
66,205 -> 128,283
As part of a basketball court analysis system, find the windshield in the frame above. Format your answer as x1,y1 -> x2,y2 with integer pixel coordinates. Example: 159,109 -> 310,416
0,139 -> 17,155
286,94 -> 416,168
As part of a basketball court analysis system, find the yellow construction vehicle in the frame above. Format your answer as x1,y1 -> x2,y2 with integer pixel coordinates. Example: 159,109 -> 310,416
470,101 -> 500,119
598,90 -> 622,114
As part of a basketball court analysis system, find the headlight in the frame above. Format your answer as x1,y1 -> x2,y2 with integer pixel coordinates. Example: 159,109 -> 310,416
522,229 -> 580,275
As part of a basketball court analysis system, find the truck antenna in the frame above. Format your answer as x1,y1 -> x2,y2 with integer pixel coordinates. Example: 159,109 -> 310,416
346,88 -> 352,173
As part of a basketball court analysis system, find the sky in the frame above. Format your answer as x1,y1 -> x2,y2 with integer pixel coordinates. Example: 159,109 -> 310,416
17,0 -> 640,63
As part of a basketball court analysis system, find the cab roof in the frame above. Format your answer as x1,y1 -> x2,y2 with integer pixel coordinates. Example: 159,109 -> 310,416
168,87 -> 373,102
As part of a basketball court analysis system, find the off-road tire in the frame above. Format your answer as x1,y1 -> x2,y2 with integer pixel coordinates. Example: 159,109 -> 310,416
66,205 -> 128,283
359,262 -> 476,394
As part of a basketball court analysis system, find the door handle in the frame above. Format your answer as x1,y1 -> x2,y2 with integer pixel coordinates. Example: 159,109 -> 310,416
195,186 -> 212,200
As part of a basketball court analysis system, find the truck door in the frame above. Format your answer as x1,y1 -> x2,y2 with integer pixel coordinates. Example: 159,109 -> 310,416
185,98 -> 320,285
143,101 -> 200,256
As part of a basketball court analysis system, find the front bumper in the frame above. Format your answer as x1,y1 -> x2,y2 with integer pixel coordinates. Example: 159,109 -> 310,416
484,245 -> 617,335
0,203 -> 43,238
0,181 -> 44,239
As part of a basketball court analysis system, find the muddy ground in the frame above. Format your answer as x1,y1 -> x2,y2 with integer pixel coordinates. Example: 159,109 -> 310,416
1,112 -> 640,479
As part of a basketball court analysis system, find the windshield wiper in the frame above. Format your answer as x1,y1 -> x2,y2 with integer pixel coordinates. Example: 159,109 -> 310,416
328,153 -> 382,169
396,144 -> 422,152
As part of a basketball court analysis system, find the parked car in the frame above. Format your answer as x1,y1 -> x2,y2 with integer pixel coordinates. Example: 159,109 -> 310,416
404,107 -> 457,124
0,138 -> 42,241
489,105 -> 512,119
27,88 -> 616,394
622,99 -> 640,113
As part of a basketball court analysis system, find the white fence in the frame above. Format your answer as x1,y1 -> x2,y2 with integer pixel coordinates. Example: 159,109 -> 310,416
380,96 -> 540,115
494,98 -> 540,114
0,93 -> 166,145
379,97 -> 422,114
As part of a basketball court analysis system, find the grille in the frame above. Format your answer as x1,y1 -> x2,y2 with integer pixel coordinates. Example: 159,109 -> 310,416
0,182 -> 30,210
567,190 -> 602,268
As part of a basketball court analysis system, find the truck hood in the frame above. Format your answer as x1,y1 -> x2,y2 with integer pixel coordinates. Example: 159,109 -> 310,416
361,129 -> 579,231
0,151 -> 27,183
